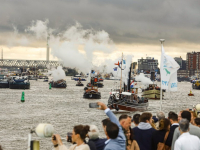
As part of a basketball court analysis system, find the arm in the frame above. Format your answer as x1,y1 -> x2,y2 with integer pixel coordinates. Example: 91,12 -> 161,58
52,134 -> 68,150
171,128 -> 180,150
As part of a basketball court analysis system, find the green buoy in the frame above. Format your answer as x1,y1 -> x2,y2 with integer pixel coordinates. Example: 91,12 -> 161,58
21,91 -> 25,102
49,83 -> 51,89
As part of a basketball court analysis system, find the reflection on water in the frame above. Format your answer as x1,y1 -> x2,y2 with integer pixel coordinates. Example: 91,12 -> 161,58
0,77 -> 197,149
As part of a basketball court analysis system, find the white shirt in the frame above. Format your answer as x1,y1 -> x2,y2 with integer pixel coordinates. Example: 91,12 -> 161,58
172,123 -> 179,126
174,132 -> 200,150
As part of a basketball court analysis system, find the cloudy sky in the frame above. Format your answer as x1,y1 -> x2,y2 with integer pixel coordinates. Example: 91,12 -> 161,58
0,0 -> 200,66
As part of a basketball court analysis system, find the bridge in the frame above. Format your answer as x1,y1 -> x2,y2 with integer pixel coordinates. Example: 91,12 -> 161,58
0,59 -> 63,69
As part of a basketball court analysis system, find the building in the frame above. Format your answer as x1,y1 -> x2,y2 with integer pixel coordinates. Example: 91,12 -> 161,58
138,57 -> 158,73
174,57 -> 186,70
186,52 -> 200,76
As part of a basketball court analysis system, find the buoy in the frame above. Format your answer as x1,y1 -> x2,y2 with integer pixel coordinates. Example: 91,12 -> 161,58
188,90 -> 194,96
49,83 -> 51,89
21,91 -> 25,102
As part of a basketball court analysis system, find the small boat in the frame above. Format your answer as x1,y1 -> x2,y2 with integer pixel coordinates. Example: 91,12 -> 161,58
188,90 -> 194,96
76,81 -> 84,86
192,80 -> 200,89
142,84 -> 164,100
9,77 -> 30,89
43,77 -> 49,82
0,75 -> 9,88
71,75 -> 86,81
83,86 -> 101,99
98,77 -> 104,82
28,75 -> 38,80
49,79 -> 67,88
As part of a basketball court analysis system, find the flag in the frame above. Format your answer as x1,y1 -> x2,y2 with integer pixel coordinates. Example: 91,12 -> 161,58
113,67 -> 117,71
160,45 -> 180,91
114,61 -> 119,66
123,60 -> 126,64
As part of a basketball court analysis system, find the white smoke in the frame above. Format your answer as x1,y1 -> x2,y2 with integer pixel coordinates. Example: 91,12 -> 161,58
48,66 -> 66,81
135,73 -> 153,86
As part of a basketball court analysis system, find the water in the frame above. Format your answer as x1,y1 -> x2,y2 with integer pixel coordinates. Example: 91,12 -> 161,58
0,77 -> 198,149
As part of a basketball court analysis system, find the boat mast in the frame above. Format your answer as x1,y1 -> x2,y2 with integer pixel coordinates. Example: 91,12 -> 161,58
120,53 -> 123,93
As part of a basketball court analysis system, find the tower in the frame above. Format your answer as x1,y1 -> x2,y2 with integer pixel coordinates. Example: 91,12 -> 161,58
46,34 -> 50,62
1,48 -> 3,61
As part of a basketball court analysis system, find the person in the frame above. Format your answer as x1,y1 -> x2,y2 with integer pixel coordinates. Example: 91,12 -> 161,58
88,125 -> 107,150
119,114 -> 132,131
190,110 -> 197,125
194,118 -> 200,127
125,127 -> 140,150
52,125 -> 90,150
171,111 -> 200,150
155,111 -> 165,129
152,118 -> 171,150
165,111 -> 179,147
174,119 -> 200,150
132,112 -> 156,150
101,118 -> 111,140
97,102 -> 126,150
132,114 -> 140,128
178,111 -> 183,122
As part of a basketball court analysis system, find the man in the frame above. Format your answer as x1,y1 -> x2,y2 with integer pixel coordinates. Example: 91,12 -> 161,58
174,119 -> 200,150
119,114 -> 132,131
155,111 -> 165,129
166,111 -> 179,147
88,125 -> 107,150
132,112 -> 156,150
171,111 -> 200,150
131,114 -> 140,128
97,102 -> 126,150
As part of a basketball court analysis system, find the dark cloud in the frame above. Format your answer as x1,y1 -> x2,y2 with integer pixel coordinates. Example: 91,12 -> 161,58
0,0 -> 200,45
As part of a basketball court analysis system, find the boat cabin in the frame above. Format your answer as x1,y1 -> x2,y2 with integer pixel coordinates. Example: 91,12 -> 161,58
86,86 -> 98,92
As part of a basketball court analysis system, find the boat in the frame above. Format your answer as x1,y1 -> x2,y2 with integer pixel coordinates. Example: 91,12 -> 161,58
28,75 -> 38,80
142,84 -> 164,99
0,75 -> 9,88
76,81 -> 84,86
98,77 -> 104,82
43,77 -> 49,82
192,80 -> 200,89
49,79 -> 67,88
83,86 -> 101,99
9,77 -> 30,89
107,53 -> 149,111
85,77 -> 104,88
71,75 -> 86,81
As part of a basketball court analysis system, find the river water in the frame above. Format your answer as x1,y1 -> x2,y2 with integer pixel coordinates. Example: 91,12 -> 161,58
0,77 -> 198,149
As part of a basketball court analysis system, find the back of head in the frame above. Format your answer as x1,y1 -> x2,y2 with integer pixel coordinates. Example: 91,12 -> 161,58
74,125 -> 90,140
194,118 -> 200,126
140,112 -> 152,123
179,119 -> 189,132
159,118 -> 170,131
132,114 -> 140,125
157,111 -> 165,121
106,122 -> 119,139
181,111 -> 191,122
88,125 -> 99,140
102,118 -> 110,127
168,112 -> 178,121
119,114 -> 129,121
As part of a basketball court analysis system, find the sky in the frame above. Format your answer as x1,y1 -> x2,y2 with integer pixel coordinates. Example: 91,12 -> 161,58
1,0 -> 200,70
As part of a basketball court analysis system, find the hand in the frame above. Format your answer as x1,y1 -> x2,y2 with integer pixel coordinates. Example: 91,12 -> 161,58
51,134 -> 57,145
52,134 -> 63,146
97,102 -> 107,110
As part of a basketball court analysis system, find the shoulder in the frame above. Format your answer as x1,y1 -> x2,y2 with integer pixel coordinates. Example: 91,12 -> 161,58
189,134 -> 200,140
82,144 -> 90,150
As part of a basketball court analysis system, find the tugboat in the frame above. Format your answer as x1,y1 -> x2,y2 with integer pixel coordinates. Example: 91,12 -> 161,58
9,77 -> 30,89
49,79 -> 67,88
83,77 -> 101,99
142,84 -> 164,100
0,75 -> 9,88
107,53 -> 148,111
76,80 -> 84,86
85,77 -> 104,88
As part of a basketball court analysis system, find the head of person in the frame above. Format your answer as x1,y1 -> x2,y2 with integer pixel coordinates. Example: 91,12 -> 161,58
178,111 -> 183,121
88,125 -> 99,140
168,111 -> 178,124
106,121 -> 119,139
189,110 -> 197,124
125,127 -> 134,141
157,111 -> 165,121
181,111 -> 191,122
119,115 -> 132,131
194,118 -> 200,127
159,118 -> 170,131
179,119 -> 189,133
102,118 -> 110,137
72,125 -> 90,143
132,114 -> 140,126
139,112 -> 152,124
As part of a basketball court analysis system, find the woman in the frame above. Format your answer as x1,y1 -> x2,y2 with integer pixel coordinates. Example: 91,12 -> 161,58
52,125 -> 90,150
125,127 -> 140,150
152,118 -> 170,150
189,110 -> 197,125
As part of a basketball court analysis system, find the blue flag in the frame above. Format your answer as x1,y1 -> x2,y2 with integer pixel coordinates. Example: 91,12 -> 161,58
113,67 -> 117,71
123,60 -> 126,64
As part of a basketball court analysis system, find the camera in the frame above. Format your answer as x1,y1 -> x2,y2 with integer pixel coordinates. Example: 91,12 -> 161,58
67,132 -> 72,142
53,135 -> 56,141
89,103 -> 99,108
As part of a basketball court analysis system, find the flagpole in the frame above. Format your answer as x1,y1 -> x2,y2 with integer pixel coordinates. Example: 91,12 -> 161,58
160,39 -> 165,111
120,53 -> 123,93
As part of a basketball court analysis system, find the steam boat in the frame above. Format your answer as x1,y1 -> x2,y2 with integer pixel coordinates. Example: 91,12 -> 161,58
142,84 -> 164,99
76,81 -> 84,86
9,77 -> 30,89
49,79 -> 67,88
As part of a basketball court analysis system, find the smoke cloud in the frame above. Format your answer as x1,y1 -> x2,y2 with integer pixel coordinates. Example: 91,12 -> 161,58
48,66 -> 65,81
135,73 -> 153,86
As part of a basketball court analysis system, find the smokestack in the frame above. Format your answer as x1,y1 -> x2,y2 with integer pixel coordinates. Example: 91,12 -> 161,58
1,48 -> 3,61
46,34 -> 50,62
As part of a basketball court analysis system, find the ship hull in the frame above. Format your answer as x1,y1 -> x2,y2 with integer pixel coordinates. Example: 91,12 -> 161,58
9,83 -> 30,89
83,92 -> 101,99
49,81 -> 67,88
142,89 -> 164,100
0,83 -> 9,88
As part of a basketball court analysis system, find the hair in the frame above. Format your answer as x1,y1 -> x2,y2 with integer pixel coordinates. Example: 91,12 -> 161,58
0,145 -> 2,150
102,118 -> 110,127
88,125 -> 99,140
189,110 -> 197,118
125,127 -> 134,141
194,118 -> 200,126
168,111 -> 178,121
157,111 -> 165,121
159,118 -> 170,131
181,111 -> 191,122
132,114 -> 140,124
139,112 -> 152,123
73,125 -> 90,140
106,121 -> 119,139
119,114 -> 131,121
179,119 -> 189,132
